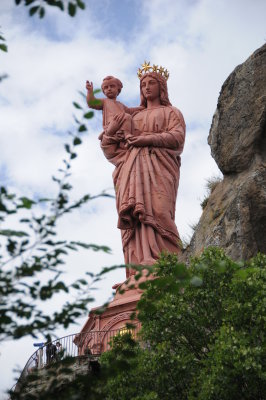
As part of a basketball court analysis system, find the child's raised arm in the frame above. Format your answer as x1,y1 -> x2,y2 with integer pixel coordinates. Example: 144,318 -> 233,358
86,80 -> 103,110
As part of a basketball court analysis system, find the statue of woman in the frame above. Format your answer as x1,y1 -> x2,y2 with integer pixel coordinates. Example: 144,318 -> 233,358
97,64 -> 186,276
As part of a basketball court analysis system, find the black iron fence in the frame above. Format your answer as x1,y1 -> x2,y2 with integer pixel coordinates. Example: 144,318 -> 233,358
11,323 -> 141,394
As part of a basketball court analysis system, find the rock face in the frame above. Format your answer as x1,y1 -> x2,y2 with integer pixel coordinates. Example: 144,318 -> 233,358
184,44 -> 266,261
208,45 -> 266,174
13,356 -> 98,399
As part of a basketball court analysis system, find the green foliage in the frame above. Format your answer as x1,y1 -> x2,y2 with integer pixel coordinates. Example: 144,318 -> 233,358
200,175 -> 222,210
0,96 -> 111,342
96,249 -> 265,400
0,28 -> 8,52
14,0 -> 86,18
137,249 -> 266,400
0,43 -> 8,52
99,334 -> 142,396
14,249 -> 265,399
189,252 -> 266,400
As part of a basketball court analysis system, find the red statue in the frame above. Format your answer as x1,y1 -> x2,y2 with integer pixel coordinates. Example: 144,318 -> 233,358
86,63 -> 186,276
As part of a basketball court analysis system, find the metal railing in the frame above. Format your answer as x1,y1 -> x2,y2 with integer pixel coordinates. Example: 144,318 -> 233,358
12,323 -> 141,393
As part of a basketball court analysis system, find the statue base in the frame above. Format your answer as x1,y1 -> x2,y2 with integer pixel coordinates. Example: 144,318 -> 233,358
76,276 -> 143,354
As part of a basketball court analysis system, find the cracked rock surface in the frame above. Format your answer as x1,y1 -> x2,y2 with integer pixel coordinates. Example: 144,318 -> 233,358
183,44 -> 266,261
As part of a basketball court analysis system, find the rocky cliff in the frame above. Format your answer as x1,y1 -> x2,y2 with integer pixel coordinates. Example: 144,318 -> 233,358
183,43 -> 266,261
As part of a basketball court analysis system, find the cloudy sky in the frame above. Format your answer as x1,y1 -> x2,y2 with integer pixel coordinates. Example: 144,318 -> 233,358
0,0 -> 265,395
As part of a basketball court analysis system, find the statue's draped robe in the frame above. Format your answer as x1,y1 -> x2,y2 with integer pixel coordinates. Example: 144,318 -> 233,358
100,105 -> 186,275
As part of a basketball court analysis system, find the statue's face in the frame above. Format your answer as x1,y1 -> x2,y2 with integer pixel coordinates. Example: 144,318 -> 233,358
102,81 -> 119,99
141,76 -> 160,101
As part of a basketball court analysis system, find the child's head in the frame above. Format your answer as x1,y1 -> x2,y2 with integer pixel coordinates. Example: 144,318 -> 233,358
101,76 -> 123,99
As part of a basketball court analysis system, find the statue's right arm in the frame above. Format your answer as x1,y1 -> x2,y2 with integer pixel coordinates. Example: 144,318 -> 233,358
86,80 -> 103,110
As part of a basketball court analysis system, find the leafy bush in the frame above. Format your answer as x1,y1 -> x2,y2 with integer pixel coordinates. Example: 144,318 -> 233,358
11,248 -> 266,399
100,248 -> 266,400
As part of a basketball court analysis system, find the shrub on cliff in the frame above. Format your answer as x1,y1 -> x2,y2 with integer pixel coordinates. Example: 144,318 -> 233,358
99,248 -> 266,400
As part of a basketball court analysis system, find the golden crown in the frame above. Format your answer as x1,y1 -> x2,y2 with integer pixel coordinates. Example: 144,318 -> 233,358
137,61 -> 170,80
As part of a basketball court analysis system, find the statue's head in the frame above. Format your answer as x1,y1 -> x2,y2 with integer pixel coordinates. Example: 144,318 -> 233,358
139,72 -> 171,107
101,76 -> 123,99
137,63 -> 171,107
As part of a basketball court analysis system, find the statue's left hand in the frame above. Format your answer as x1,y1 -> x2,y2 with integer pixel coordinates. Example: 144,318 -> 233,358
127,135 -> 151,147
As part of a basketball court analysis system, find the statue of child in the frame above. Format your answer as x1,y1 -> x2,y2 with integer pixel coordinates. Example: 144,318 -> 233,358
86,76 -> 143,143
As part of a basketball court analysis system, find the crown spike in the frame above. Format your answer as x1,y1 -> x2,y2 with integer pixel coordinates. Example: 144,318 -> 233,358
137,61 -> 169,80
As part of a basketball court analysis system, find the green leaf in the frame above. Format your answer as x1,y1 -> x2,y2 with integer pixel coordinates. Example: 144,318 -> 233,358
29,5 -> 39,15
39,7 -> 45,18
78,124 -> 87,132
73,137 -> 82,145
78,279 -> 87,285
68,2 -> 76,16
62,183 -> 72,190
93,89 -> 101,94
72,241 -> 111,253
76,0 -> 85,9
39,198 -> 53,202
52,175 -> 60,183
7,238 -> 17,255
72,283 -> 80,289
0,229 -> 29,237
73,101 -> 82,109
25,0 -> 36,5
89,99 -> 102,107
54,281 -> 68,292
84,111 -> 94,119
0,44 -> 8,52
64,144 -> 71,153
138,281 -> 148,290
54,1 -> 64,11
19,196 -> 36,209
20,239 -> 29,247
15,0 -> 22,4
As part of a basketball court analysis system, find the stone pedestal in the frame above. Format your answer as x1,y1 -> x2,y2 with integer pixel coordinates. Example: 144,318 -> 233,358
76,278 -> 143,354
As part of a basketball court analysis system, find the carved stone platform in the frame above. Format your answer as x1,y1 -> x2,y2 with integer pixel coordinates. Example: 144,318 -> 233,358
77,277 -> 143,354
